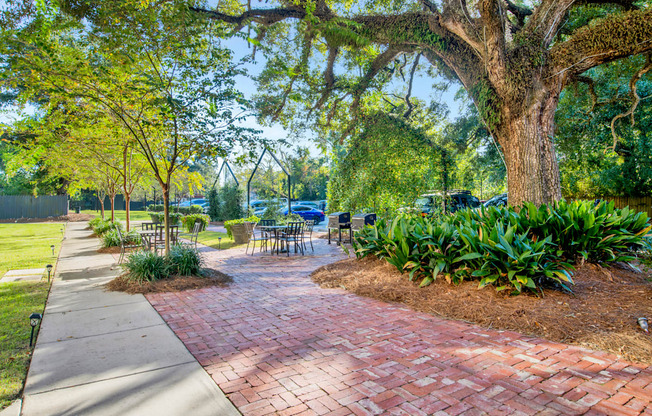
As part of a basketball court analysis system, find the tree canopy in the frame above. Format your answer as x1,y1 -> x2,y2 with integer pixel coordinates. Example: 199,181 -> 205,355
190,0 -> 652,207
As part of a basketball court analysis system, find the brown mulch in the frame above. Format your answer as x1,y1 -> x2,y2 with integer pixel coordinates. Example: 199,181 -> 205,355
311,256 -> 652,363
97,246 -> 121,254
0,213 -> 94,223
105,268 -> 233,294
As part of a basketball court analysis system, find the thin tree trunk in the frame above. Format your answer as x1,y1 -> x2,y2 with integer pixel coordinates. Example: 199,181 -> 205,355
109,194 -> 116,222
163,186 -> 171,255
98,195 -> 105,219
125,193 -> 131,231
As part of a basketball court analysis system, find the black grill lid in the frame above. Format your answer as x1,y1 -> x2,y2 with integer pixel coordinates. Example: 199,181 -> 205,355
328,212 -> 351,223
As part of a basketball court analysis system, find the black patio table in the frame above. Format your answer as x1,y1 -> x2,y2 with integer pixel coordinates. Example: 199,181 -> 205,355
258,224 -> 288,254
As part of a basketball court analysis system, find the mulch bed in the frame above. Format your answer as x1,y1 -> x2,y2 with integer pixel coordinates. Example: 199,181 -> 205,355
106,268 -> 233,294
0,213 -> 94,223
311,256 -> 652,363
97,246 -> 121,254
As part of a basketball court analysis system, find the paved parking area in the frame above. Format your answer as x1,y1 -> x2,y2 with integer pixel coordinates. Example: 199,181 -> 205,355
147,241 -> 652,415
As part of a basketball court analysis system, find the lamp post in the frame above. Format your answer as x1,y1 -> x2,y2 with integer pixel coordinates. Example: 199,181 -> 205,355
29,313 -> 42,347
218,237 -> 222,250
46,264 -> 53,283
50,245 -> 55,256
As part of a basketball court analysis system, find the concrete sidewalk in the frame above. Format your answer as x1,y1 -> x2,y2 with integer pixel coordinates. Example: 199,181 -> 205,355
21,222 -> 238,416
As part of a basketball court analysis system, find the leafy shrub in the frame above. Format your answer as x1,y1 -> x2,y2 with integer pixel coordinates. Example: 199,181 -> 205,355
168,245 -> 203,276
91,219 -> 123,236
353,200 -> 651,294
102,229 -> 141,248
180,214 -> 210,232
147,204 -> 165,212
224,215 -> 260,238
88,217 -> 104,229
221,185 -> 244,221
207,187 -> 221,221
121,250 -> 170,282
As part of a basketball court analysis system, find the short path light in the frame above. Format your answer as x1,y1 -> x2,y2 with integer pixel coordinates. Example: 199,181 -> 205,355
46,264 -> 53,283
50,245 -> 55,255
29,313 -> 42,347
218,237 -> 222,250
639,317 -> 649,333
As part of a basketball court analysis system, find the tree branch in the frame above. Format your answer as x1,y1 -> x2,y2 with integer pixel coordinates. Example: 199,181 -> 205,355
607,53 -> 652,153
574,75 -> 597,112
549,8 -> 652,82
404,53 -> 422,118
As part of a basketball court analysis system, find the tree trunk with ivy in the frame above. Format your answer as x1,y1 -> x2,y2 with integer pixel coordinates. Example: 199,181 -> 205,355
192,1 -> 652,207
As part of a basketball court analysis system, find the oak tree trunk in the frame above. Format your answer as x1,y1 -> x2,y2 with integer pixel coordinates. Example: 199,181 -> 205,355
494,89 -> 562,207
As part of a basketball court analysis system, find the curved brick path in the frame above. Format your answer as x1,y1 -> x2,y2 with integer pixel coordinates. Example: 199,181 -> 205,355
147,240 -> 652,415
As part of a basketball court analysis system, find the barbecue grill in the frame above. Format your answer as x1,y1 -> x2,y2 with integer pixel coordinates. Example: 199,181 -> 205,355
351,213 -> 377,231
328,212 -> 351,245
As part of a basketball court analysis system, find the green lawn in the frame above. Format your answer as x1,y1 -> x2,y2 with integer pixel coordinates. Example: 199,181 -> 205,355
0,224 -> 64,276
0,224 -> 61,410
196,230 -> 243,250
82,209 -> 152,222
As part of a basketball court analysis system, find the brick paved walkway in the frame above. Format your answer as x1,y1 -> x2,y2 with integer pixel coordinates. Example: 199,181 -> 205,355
147,240 -> 652,415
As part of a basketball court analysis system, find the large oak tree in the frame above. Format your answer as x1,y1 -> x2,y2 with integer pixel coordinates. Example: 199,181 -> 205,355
191,0 -> 652,206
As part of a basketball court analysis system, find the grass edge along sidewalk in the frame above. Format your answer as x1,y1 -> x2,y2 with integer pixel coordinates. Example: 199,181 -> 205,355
0,223 -> 63,410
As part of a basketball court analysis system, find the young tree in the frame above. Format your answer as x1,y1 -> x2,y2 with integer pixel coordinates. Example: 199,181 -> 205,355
190,0 -> 652,206
2,1 -> 259,252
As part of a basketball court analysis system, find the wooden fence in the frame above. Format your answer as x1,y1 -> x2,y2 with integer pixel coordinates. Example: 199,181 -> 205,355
0,195 -> 69,220
592,196 -> 652,217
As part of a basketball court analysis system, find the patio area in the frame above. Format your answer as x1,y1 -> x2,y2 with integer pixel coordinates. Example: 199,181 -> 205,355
147,239 -> 652,415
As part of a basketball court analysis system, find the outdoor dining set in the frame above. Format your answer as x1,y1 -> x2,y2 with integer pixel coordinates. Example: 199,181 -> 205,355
246,219 -> 315,256
116,221 -> 203,263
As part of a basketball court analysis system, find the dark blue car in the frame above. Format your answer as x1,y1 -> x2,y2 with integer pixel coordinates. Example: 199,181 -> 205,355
280,205 -> 326,224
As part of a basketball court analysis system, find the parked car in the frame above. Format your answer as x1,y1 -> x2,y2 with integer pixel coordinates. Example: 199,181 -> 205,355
292,201 -> 319,209
199,202 -> 210,213
280,205 -> 326,224
178,198 -> 207,207
415,190 -> 481,215
483,193 -> 508,207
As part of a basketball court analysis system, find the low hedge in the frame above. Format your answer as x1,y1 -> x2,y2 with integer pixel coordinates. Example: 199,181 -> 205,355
224,215 -> 260,238
353,200 -> 651,294
180,214 -> 210,232
147,204 -> 203,215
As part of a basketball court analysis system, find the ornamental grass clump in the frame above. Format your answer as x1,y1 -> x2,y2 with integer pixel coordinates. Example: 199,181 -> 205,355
168,245 -> 203,276
101,229 -> 141,248
91,219 -> 123,236
121,245 -> 204,282
121,250 -> 170,283
353,200 -> 651,294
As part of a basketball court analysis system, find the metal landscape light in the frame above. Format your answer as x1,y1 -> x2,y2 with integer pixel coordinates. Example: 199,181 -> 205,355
46,264 -> 53,283
639,317 -> 649,333
50,245 -> 55,255
218,237 -> 222,250
29,313 -> 42,347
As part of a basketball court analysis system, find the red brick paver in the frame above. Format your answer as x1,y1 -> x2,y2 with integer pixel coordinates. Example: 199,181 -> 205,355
147,241 -> 652,415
